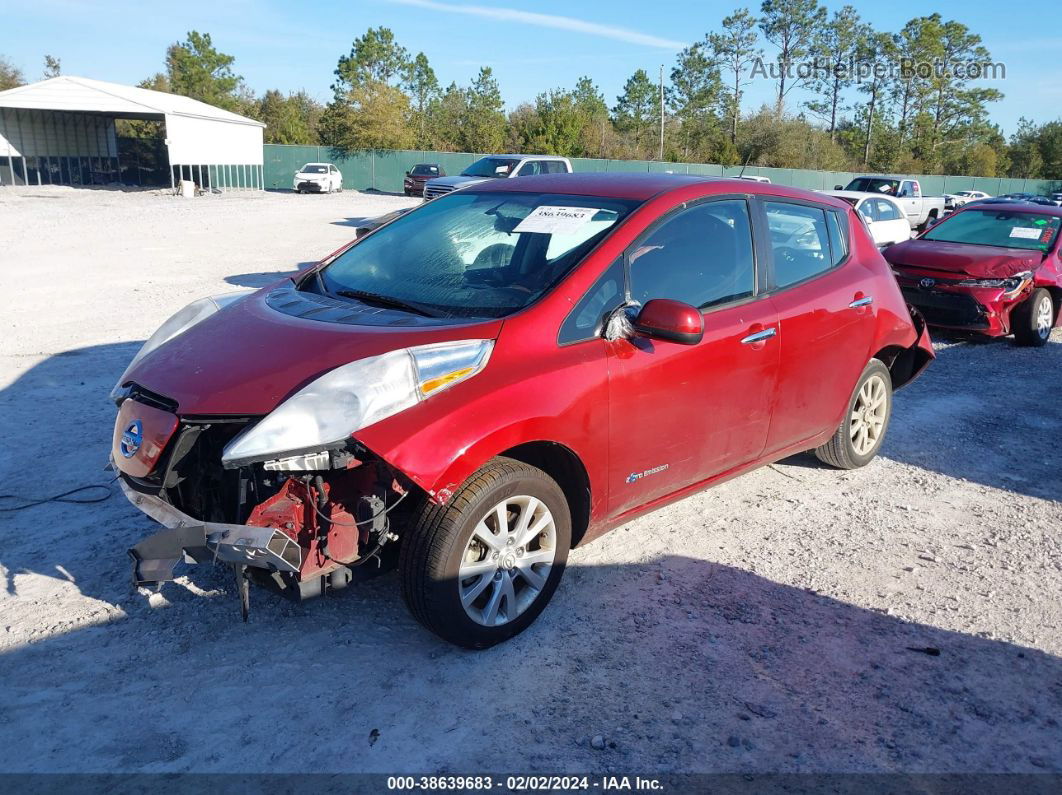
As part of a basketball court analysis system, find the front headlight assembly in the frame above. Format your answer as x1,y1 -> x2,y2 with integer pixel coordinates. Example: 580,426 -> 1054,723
956,271 -> 1033,295
110,291 -> 251,402
220,339 -> 494,467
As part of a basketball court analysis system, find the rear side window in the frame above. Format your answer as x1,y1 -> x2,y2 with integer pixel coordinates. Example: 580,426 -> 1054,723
825,210 -> 848,265
763,201 -> 835,288
543,160 -> 567,174
628,199 -> 755,310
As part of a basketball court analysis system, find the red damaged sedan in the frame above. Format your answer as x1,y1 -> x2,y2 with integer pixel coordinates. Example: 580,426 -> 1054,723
111,174 -> 932,648
885,201 -> 1062,346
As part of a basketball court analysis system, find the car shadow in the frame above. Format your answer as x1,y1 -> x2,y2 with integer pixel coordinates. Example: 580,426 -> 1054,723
0,552 -> 1058,774
0,342 -> 145,601
779,332 -> 1062,501
879,332 -> 1062,501
224,261 -> 317,288
331,216 -> 377,228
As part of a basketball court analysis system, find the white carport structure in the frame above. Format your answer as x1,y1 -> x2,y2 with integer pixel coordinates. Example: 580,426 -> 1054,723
0,76 -> 265,191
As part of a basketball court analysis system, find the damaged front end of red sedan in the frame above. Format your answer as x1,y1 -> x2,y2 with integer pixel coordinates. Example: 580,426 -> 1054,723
117,386 -> 414,605
886,202 -> 1062,346
111,286 -> 501,612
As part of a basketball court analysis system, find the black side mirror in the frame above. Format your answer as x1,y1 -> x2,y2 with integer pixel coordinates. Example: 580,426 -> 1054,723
834,184 -> 843,190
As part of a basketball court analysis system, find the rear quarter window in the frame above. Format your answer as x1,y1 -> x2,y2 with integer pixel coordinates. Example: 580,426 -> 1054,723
825,210 -> 849,265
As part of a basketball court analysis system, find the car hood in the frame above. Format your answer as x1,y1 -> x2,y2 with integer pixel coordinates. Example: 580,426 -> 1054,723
124,285 -> 502,416
426,175 -> 489,189
885,239 -> 1044,278
296,172 -> 328,179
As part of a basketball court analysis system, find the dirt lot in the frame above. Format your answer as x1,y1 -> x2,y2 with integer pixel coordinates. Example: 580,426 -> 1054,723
1,186 -> 1060,774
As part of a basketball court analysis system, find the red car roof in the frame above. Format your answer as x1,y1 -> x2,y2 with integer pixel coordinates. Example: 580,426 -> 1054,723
471,172 -> 848,207
960,201 -> 1062,218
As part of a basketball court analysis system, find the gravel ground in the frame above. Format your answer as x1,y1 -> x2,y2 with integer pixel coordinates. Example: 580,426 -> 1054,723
1,186 -> 1060,775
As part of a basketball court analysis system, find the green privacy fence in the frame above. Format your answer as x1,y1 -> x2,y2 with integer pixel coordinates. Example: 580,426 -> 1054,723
263,144 -> 1059,197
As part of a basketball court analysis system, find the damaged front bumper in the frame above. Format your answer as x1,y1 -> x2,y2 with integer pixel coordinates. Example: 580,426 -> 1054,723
121,478 -> 302,587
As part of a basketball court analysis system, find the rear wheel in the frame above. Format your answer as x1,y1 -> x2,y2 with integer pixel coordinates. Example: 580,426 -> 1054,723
1012,288 -> 1054,347
399,458 -> 571,648
814,359 -> 893,469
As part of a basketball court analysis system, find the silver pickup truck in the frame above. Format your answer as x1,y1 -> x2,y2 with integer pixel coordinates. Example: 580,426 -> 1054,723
838,176 -> 946,232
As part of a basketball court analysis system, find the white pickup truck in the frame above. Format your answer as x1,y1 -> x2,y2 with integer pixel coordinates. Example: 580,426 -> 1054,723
423,154 -> 573,200
838,176 -> 946,232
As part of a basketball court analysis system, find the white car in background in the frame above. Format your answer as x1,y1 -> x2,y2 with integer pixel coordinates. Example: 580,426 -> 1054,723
735,175 -> 772,183
293,163 -> 343,194
822,190 -> 912,249
944,189 -> 992,210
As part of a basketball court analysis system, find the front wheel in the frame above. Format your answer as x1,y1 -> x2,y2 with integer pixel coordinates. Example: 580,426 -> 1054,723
400,458 -> 571,648
814,359 -> 893,469
1012,288 -> 1054,347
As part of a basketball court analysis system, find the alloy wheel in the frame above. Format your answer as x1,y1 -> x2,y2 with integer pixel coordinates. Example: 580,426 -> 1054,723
850,374 -> 888,456
1036,295 -> 1053,339
458,495 -> 557,627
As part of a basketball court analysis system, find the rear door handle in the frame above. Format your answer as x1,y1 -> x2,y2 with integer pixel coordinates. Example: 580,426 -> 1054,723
740,327 -> 777,345
849,296 -> 873,308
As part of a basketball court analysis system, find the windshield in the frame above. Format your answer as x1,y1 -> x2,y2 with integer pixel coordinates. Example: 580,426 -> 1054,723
847,178 -> 900,195
301,165 -> 328,174
317,191 -> 639,319
921,209 -> 1061,252
461,157 -> 520,178
411,165 -> 439,176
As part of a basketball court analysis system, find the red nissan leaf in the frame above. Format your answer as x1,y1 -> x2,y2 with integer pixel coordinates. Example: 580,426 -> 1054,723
885,200 -> 1062,346
111,174 -> 933,648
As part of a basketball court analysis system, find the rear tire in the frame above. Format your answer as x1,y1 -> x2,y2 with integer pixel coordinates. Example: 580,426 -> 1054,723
814,359 -> 893,469
1012,288 -> 1054,347
399,458 -> 571,649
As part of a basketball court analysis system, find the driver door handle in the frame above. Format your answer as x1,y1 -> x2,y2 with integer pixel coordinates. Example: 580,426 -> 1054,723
740,327 -> 777,345
849,295 -> 874,308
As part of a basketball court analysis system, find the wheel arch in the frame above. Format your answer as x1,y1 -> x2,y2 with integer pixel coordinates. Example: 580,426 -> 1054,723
499,441 -> 592,548
872,343 -> 927,390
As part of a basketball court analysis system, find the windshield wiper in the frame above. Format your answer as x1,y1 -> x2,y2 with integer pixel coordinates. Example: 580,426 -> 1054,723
335,288 -> 442,318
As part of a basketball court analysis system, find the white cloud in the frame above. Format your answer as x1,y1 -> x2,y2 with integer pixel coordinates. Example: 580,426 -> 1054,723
385,0 -> 685,50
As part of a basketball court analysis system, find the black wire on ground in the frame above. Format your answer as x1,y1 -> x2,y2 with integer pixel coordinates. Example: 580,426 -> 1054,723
0,483 -> 114,512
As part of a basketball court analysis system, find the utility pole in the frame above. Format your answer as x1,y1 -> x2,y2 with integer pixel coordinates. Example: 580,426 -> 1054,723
658,64 -> 665,161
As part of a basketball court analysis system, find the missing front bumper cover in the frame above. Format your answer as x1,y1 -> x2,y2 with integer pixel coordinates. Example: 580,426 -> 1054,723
122,478 -> 302,587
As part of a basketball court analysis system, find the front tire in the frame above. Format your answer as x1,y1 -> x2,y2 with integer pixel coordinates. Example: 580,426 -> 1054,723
400,458 -> 571,649
814,359 -> 893,469
1012,288 -> 1054,347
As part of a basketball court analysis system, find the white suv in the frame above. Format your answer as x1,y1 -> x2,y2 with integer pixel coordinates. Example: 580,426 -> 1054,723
293,163 -> 343,194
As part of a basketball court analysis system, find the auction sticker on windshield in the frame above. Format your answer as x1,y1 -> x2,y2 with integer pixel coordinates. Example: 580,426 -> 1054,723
1010,227 -> 1042,240
514,206 -> 600,235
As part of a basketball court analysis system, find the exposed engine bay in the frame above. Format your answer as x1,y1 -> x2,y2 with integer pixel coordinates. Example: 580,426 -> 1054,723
116,384 -> 416,616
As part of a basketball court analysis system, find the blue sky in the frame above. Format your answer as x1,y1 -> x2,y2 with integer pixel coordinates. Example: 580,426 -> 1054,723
2,0 -> 1059,135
